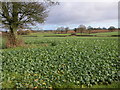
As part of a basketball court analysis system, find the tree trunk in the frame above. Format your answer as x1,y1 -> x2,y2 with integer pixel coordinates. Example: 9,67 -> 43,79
8,27 -> 18,47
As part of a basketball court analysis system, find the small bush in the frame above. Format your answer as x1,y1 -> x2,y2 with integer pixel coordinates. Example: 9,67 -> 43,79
17,30 -> 31,35
25,30 -> 31,35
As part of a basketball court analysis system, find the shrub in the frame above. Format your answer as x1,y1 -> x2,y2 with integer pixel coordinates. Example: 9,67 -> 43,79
17,30 -> 31,35
25,30 -> 31,35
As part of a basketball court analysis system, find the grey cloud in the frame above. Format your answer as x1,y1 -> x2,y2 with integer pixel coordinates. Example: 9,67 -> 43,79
45,2 -> 118,25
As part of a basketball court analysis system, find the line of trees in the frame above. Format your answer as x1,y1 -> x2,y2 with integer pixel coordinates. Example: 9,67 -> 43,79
55,27 -> 69,34
56,25 -> 118,34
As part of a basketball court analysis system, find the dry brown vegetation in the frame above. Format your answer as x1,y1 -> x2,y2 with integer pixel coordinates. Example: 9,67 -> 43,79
57,29 -> 119,34
17,30 -> 31,35
2,33 -> 24,48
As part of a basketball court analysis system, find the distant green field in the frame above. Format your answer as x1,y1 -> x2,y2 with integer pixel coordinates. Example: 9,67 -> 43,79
90,31 -> 119,35
25,31 -> 119,37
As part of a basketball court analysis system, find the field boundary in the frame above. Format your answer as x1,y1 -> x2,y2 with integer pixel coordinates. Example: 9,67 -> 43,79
44,35 -> 120,37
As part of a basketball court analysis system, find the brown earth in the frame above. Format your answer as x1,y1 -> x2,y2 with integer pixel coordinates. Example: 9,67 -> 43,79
67,29 -> 119,34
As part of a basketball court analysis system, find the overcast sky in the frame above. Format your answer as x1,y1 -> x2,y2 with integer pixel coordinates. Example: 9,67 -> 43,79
1,0 -> 119,31
35,1 -> 118,30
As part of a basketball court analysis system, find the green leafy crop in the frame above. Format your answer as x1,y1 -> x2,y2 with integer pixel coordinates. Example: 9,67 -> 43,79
1,37 -> 120,88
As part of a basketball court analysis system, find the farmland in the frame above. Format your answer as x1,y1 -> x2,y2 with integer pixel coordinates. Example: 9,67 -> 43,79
1,32 -> 120,88
1,1 -> 120,89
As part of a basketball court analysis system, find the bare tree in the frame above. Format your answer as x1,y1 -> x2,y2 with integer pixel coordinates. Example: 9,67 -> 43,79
0,1 -> 57,47
78,25 -> 86,34
65,27 -> 69,34
57,27 -> 65,34
87,26 -> 93,34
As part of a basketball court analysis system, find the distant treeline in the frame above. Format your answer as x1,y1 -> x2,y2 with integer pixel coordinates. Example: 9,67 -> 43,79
1,26 -> 119,35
